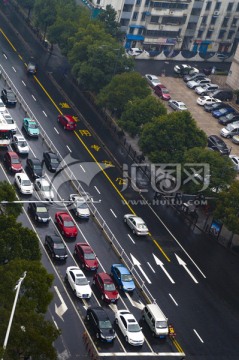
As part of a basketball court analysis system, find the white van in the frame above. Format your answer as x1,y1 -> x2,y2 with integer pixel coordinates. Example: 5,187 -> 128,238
142,303 -> 168,338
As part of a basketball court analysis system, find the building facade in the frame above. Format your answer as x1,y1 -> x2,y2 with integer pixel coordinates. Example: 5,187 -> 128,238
92,0 -> 239,54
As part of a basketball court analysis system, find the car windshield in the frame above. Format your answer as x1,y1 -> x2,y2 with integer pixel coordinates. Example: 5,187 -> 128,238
12,158 -> 20,164
29,123 -> 38,128
36,206 -> 47,213
104,283 -> 115,291
122,274 -> 133,282
84,253 -> 95,260
156,321 -> 168,329
63,220 -> 74,227
75,277 -> 88,286
0,103 -> 5,108
99,320 -> 112,329
22,180 -> 31,186
51,158 -> 59,164
54,243 -> 65,249
19,141 -> 27,147
128,323 -> 141,332
227,124 -> 234,131
226,113 -> 234,119
6,119 -> 14,124
220,109 -> 228,114
33,165 -> 42,169
42,185 -> 51,191
138,223 -> 146,229
162,88 -> 169,94
76,202 -> 88,209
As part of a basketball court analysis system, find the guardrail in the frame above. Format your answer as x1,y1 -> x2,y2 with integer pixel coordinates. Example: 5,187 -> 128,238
0,64 -> 157,305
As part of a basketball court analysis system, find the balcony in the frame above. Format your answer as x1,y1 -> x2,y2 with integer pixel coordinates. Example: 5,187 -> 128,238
121,11 -> 132,20
124,0 -> 135,5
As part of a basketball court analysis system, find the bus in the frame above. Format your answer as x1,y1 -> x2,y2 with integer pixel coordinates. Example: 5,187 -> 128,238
0,114 -> 13,147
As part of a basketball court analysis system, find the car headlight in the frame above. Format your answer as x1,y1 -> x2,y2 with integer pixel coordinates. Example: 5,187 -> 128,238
100,333 -> 106,339
116,293 -> 119,299
105,294 -> 109,299
55,255 -> 60,258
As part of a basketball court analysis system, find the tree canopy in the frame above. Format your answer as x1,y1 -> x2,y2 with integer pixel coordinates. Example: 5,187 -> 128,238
33,0 -> 57,31
97,5 -> 122,39
0,181 -> 22,218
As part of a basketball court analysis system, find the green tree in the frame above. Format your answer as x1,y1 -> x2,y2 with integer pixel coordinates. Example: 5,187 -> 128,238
33,0 -> 57,37
214,180 -> 239,234
119,95 -> 167,136
97,5 -> 122,39
139,111 -> 207,163
183,148 -> 236,194
97,72 -> 151,116
17,0 -> 35,19
0,181 -> 22,218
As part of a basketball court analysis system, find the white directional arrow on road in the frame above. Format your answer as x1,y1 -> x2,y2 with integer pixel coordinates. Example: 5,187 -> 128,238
175,254 -> 198,284
54,286 -> 68,321
153,254 -> 175,284
125,292 -> 145,310
130,254 -> 152,284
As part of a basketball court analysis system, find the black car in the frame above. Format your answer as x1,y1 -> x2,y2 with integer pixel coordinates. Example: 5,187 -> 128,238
204,102 -> 228,112
26,158 -> 43,179
86,307 -> 116,342
208,89 -> 233,101
45,234 -> 68,260
218,113 -> 239,125
27,58 -> 37,75
207,135 -> 230,155
43,151 -> 61,172
1,88 -> 17,107
183,73 -> 205,83
28,202 -> 50,222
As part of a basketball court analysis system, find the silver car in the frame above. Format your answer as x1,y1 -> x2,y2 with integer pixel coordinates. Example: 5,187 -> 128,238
69,194 -> 90,219
168,100 -> 187,111
12,134 -> 29,154
145,74 -> 161,87
124,214 -> 149,236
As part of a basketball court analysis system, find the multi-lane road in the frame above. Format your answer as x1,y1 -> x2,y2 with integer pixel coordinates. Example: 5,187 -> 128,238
0,6 -> 239,360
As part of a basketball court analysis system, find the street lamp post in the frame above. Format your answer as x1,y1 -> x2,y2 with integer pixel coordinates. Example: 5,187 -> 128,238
2,271 -> 27,359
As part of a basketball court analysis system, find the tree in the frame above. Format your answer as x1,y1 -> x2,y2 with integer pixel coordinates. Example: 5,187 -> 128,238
17,0 -> 35,19
0,181 -> 22,218
119,95 -> 167,137
97,72 -> 151,116
0,259 -> 59,360
33,0 -> 57,38
214,181 -> 239,235
182,148 -> 236,194
139,111 -> 207,163
97,5 -> 122,39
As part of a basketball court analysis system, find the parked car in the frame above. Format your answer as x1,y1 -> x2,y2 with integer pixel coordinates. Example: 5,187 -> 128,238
218,113 -> 239,125
154,84 -> 171,100
57,114 -> 76,130
45,234 -> 68,260
212,106 -> 235,118
0,98 -> 6,112
93,272 -> 119,303
4,151 -> 22,172
14,172 -> 33,194
204,102 -> 229,113
174,64 -> 199,76
69,194 -> 90,219
110,264 -> 135,292
203,66 -> 226,76
65,266 -> 92,299
208,89 -> 233,101
12,134 -> 29,155
168,100 -> 187,111
124,214 -> 149,236
229,155 -> 239,171
195,83 -> 219,95
232,135 -> 239,144
127,48 -> 143,56
27,58 -> 37,75
145,74 -> 161,87
34,178 -> 54,201
28,202 -> 50,223
220,121 -> 239,138
55,212 -> 78,238
22,118 -> 39,137
197,96 -> 221,106
207,135 -> 230,155
2,111 -> 17,133
86,307 -> 116,342
115,310 -> 144,346
26,158 -> 43,179
187,78 -> 211,89
183,72 -> 205,83
74,242 -> 99,271
1,88 -> 17,107
43,151 -> 61,172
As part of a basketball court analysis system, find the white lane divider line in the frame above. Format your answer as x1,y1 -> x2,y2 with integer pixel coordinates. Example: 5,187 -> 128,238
12,66 -> 16,72
66,145 -> 72,153
110,209 -> 117,218
127,234 -> 135,244
193,329 -> 204,343
147,262 -> 155,273
169,293 -> 178,306
54,127 -> 59,134
94,186 -> 101,194
22,80 -> 26,86
32,95 -> 36,101
80,165 -> 85,172
3,54 -> 7,59
42,110 -> 47,117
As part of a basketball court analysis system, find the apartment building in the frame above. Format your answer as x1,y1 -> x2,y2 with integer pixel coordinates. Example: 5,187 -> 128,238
92,0 -> 239,55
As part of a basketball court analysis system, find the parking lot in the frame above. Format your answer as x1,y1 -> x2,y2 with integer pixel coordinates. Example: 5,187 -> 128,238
159,75 -> 239,156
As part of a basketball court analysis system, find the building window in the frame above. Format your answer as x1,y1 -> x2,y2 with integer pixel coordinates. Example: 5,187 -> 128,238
228,30 -> 235,39
145,0 -> 150,7
141,12 -> 146,21
150,16 -> 159,23
232,18 -> 238,27
197,30 -> 203,38
129,28 -> 134,34
206,30 -> 213,38
201,16 -> 207,25
136,0 -> 141,5
227,2 -> 233,11
206,1 -> 212,11
210,16 -> 218,25
214,2 -> 221,11
222,17 -> 229,27
96,0 -> 100,4
218,30 -> 226,39
132,12 -> 138,20
237,3 -> 239,12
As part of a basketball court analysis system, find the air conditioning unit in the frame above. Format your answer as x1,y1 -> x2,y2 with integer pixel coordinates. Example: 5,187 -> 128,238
169,11 -> 174,14
214,11 -> 219,16
177,37 -> 182,42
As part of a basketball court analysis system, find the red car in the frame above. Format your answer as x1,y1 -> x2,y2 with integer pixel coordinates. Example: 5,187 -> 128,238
154,84 -> 171,100
74,243 -> 99,271
57,115 -> 76,130
4,151 -> 22,172
55,212 -> 78,238
93,272 -> 119,303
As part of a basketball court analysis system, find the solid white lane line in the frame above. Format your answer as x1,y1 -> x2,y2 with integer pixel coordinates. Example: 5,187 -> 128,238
147,262 -> 156,273
127,234 -> 135,244
22,80 -> 26,86
110,209 -> 117,218
32,95 -> 36,101
12,66 -> 16,72
80,164 -> 85,172
193,329 -> 204,343
3,54 -> 7,59
66,145 -> 72,153
94,185 -> 101,194
54,127 -> 59,134
42,110 -> 47,117
169,293 -> 178,306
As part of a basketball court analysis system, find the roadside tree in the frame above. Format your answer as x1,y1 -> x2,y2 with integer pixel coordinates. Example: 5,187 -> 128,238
0,181 -> 22,218
33,0 -> 57,37
17,0 -> 35,19
97,5 -> 122,39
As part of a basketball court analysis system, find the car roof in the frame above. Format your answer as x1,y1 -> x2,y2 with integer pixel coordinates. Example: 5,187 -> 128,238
98,272 -> 113,282
88,306 -> 108,319
45,151 -> 58,158
112,264 -> 130,274
29,158 -> 41,164
48,234 -> 62,243
56,212 -> 72,220
63,115 -> 74,121
76,243 -> 93,253
35,202 -> 48,207
7,151 -> 18,157
36,177 -> 49,185
146,74 -> 158,78
16,172 -> 29,179
119,310 -> 137,322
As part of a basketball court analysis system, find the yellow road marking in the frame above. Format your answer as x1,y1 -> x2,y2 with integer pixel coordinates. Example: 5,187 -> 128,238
33,76 -> 63,114
0,28 -> 17,51
153,239 -> 170,262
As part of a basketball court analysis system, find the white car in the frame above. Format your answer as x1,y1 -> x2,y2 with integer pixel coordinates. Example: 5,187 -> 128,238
12,134 -> 29,154
124,214 -> 149,236
145,74 -> 161,87
229,155 -> 239,171
0,98 -> 6,113
69,194 -> 90,218
197,96 -> 221,106
34,178 -> 54,201
66,266 -> 92,299
174,64 -> 198,75
195,83 -> 219,95
168,100 -> 187,111
15,173 -> 33,194
2,111 -> 17,133
127,47 -> 143,56
187,78 -> 211,89
115,310 -> 144,346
